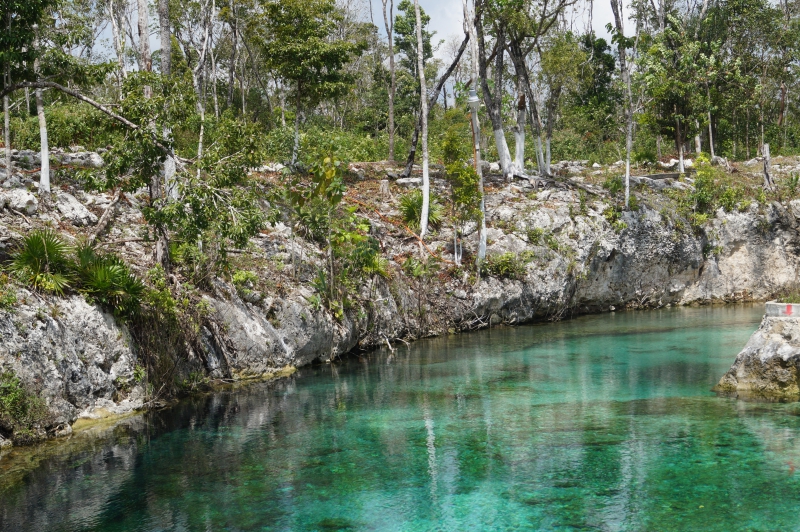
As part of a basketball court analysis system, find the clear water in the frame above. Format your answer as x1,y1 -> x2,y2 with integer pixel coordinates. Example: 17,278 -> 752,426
4,305 -> 800,531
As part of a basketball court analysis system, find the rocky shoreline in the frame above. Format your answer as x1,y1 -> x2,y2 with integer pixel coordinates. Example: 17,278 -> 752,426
3,150 -> 800,448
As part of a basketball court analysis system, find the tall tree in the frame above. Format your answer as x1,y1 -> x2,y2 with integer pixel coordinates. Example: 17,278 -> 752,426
610,0 -> 634,208
381,0 -> 396,161
258,0 -> 365,164
414,0 -> 429,238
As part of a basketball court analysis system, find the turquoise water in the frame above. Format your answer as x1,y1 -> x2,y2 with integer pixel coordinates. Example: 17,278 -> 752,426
4,305 -> 800,531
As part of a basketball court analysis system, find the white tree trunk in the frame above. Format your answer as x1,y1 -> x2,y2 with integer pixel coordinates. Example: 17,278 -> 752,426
3,96 -> 10,178
3,75 -> 10,179
462,0 -> 486,263
414,0 -> 430,239
382,0 -> 396,162
34,65 -> 49,194
137,0 -> 151,72
611,0 -> 633,209
513,94 -> 525,169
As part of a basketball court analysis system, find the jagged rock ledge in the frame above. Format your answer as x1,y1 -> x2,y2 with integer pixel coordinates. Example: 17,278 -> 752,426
714,302 -> 800,400
716,304 -> 800,400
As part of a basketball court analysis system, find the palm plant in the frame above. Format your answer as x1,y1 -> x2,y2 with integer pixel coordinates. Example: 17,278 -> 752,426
399,189 -> 443,232
75,243 -> 145,319
11,229 -> 72,294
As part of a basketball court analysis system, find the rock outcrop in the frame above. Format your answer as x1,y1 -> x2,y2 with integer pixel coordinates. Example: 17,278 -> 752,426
4,152 -> 800,446
715,315 -> 800,399
0,292 -> 144,441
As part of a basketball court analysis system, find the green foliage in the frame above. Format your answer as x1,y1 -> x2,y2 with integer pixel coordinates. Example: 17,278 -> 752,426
232,269 -> 259,299
12,103 -> 122,151
603,175 -> 624,194
0,371 -> 49,444
399,189 -> 443,232
74,244 -> 145,319
527,227 -> 544,244
481,252 -> 527,280
0,273 -> 18,309
259,0 -> 366,108
446,162 -> 483,229
11,229 -> 72,295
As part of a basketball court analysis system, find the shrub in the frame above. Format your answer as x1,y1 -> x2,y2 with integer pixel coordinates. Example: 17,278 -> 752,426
0,371 -> 49,444
481,252 -> 527,280
718,186 -> 744,212
0,273 -> 17,309
232,269 -> 259,299
399,189 -> 443,232
11,229 -> 72,295
603,175 -> 624,194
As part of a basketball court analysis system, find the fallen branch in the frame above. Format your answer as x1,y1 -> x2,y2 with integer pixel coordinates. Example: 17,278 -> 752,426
89,189 -> 122,244
96,237 -> 150,247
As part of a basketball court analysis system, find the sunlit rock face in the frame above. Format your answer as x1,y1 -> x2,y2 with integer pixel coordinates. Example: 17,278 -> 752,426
716,315 -> 800,399
0,293 -> 144,441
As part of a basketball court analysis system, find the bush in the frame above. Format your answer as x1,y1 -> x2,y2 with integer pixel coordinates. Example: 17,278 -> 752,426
603,175 -> 624,194
0,371 -> 49,444
481,252 -> 527,280
11,229 -> 72,295
399,189 -> 443,232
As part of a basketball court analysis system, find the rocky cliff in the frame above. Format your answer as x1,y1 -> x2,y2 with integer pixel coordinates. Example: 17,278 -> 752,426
3,151 -> 800,446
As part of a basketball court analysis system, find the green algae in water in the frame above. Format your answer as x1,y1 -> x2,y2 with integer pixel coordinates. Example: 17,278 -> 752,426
4,305 -> 800,531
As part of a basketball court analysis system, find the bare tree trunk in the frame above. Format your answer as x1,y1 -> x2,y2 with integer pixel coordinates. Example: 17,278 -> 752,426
34,42 -> 49,195
514,92 -> 525,169
137,0 -> 152,72
158,0 -> 170,76
462,0 -> 486,265
676,116 -> 685,173
611,0 -> 632,209
508,40 -> 546,175
763,143 -> 773,189
400,33 -> 468,177
474,3 -> 513,177
159,0 -> 177,200
382,0 -> 395,162
3,68 -> 11,178
694,119 -> 702,154
227,0 -> 238,108
414,0 -> 430,238
108,0 -> 128,93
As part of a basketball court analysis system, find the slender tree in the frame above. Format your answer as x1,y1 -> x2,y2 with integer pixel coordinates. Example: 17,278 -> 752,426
381,0 -> 396,162
414,0 -> 429,238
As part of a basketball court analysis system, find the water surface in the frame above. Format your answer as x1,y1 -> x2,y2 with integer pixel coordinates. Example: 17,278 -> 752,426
4,305 -> 800,531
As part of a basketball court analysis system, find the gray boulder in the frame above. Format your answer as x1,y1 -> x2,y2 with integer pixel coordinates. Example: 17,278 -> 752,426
1,189 -> 38,214
56,192 -> 98,226
715,315 -> 800,399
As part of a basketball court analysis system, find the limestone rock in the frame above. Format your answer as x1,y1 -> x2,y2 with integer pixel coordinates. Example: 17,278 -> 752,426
715,315 -> 800,399
0,293 -> 144,439
1,188 -> 38,214
56,192 -> 98,226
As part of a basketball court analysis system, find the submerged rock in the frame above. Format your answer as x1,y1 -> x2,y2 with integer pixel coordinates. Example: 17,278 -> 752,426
715,314 -> 800,399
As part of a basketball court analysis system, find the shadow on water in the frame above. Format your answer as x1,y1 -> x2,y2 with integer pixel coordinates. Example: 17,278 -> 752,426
6,303 -> 800,531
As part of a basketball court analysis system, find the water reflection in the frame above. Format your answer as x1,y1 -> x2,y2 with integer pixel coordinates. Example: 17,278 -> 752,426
5,305 -> 800,531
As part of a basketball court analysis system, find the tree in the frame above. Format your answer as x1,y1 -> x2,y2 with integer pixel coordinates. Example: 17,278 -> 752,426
382,0 -> 396,161
0,0 -> 56,176
414,0 -> 430,238
609,0 -> 636,208
258,0 -> 365,164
